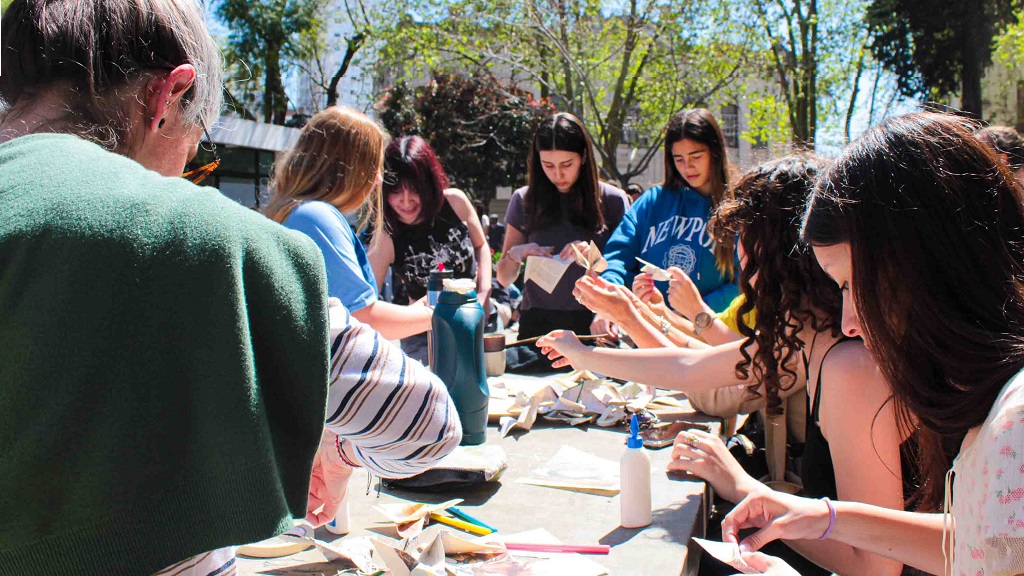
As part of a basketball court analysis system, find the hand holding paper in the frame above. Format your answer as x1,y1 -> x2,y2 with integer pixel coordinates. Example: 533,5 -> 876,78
636,257 -> 672,282
739,551 -> 802,575
570,241 -> 608,273
524,255 -> 573,293
693,537 -> 758,574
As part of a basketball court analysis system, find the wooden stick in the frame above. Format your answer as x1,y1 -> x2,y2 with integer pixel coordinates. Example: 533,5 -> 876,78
505,333 -> 609,348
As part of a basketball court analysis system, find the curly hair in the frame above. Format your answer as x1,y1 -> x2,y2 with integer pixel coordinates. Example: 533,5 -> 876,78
708,155 -> 841,414
976,125 -> 1024,171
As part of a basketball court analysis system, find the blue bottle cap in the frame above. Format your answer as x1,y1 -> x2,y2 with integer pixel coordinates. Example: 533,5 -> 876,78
627,414 -> 643,449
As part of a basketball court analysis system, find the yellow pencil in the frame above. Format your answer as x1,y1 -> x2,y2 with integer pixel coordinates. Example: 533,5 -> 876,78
428,512 -> 493,536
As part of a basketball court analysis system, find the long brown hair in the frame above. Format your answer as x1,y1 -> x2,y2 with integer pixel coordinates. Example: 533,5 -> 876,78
709,156 -> 840,414
801,112 -> 1024,510
523,112 -> 606,234
663,108 -> 735,277
265,106 -> 386,241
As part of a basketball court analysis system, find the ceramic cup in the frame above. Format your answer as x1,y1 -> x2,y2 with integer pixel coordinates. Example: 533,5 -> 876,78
483,333 -> 507,377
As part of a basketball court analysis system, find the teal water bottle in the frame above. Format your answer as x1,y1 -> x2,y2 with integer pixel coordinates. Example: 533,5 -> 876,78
431,279 -> 488,445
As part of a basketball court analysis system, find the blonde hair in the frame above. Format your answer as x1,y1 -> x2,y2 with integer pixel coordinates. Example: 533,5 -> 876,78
265,106 -> 387,241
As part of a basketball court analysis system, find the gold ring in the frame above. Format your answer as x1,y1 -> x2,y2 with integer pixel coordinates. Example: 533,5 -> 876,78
685,434 -> 701,450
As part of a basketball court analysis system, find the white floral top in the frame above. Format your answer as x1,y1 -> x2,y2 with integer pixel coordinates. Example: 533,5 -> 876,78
951,369 -> 1024,576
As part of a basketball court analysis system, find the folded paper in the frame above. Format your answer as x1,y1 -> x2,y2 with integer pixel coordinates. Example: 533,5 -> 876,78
489,371 -> 661,437
692,537 -> 758,574
524,256 -> 573,293
636,256 -> 672,282
375,499 -> 463,538
571,241 -> 608,274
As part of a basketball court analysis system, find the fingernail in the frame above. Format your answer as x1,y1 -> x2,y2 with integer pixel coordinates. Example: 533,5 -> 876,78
738,542 -> 751,553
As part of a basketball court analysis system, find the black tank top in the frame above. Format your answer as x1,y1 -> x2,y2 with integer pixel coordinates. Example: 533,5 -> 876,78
801,337 -> 918,502
391,200 -> 476,302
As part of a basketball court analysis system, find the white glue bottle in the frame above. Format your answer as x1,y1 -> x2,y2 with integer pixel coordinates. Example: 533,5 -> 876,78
620,414 -> 652,528
325,492 -> 350,535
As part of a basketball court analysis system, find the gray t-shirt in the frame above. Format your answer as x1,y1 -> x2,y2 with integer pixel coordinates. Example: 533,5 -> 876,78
505,182 -> 628,311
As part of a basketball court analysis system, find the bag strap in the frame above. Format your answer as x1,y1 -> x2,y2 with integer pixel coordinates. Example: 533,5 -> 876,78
762,403 -> 788,483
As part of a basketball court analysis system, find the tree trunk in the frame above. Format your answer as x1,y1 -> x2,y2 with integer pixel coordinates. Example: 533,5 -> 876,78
845,46 -> 867,143
264,41 -> 288,125
805,0 -> 818,148
555,0 -> 576,114
960,7 -> 983,118
326,33 -> 366,109
601,2 -> 639,190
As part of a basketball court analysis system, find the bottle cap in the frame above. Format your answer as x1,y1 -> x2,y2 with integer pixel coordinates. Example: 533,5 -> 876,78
627,413 -> 643,449
443,278 -> 476,294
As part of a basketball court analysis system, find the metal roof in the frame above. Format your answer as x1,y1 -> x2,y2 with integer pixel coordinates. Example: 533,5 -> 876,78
208,116 -> 301,152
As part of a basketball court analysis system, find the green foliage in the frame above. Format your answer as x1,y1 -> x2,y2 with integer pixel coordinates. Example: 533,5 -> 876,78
994,10 -> 1024,70
723,0 -> 876,148
866,0 -> 1020,116
215,0 -> 325,124
742,94 -> 791,146
376,72 -> 555,209
378,0 -> 754,187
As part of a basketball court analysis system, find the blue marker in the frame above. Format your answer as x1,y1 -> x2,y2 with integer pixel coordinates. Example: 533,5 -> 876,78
448,505 -> 498,533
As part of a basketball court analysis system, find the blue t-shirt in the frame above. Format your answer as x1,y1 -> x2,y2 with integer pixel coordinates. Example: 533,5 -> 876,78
600,184 -> 738,313
283,201 -> 377,312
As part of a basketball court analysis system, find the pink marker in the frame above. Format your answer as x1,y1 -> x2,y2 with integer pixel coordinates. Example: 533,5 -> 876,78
504,542 -> 611,555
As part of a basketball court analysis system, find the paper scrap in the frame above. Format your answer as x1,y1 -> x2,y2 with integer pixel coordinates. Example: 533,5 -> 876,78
692,537 -> 758,574
570,241 -> 608,274
313,536 -> 377,572
370,528 -> 506,576
498,400 -> 537,437
649,394 -> 688,408
636,256 -> 672,282
440,530 -> 507,556
372,537 -> 432,573
489,371 -> 660,436
518,445 -> 620,495
524,256 -> 573,293
375,499 -> 463,538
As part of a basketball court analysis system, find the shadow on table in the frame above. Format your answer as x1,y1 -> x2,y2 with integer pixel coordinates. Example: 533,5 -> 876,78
376,478 -> 504,506
598,493 -> 703,548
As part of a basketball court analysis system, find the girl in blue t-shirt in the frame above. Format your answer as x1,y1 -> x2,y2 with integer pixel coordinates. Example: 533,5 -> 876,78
600,109 -> 738,329
264,106 -> 432,340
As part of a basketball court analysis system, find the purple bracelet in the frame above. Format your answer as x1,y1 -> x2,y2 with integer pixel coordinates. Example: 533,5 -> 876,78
818,497 -> 837,540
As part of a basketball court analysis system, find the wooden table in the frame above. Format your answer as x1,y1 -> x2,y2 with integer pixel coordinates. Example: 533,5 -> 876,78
238,375 -> 720,576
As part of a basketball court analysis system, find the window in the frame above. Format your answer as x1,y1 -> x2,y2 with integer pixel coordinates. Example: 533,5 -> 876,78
184,147 -> 276,209
720,104 -> 739,149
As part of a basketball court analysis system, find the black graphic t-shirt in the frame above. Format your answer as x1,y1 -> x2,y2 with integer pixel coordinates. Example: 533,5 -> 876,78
391,198 -> 476,302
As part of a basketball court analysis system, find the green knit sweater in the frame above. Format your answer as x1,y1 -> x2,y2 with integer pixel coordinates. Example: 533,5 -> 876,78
0,134 -> 330,575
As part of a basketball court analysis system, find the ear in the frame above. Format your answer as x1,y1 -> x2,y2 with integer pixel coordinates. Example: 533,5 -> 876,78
145,64 -> 197,133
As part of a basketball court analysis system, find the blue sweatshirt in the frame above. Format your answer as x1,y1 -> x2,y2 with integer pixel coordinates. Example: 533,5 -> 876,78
601,184 -> 738,313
